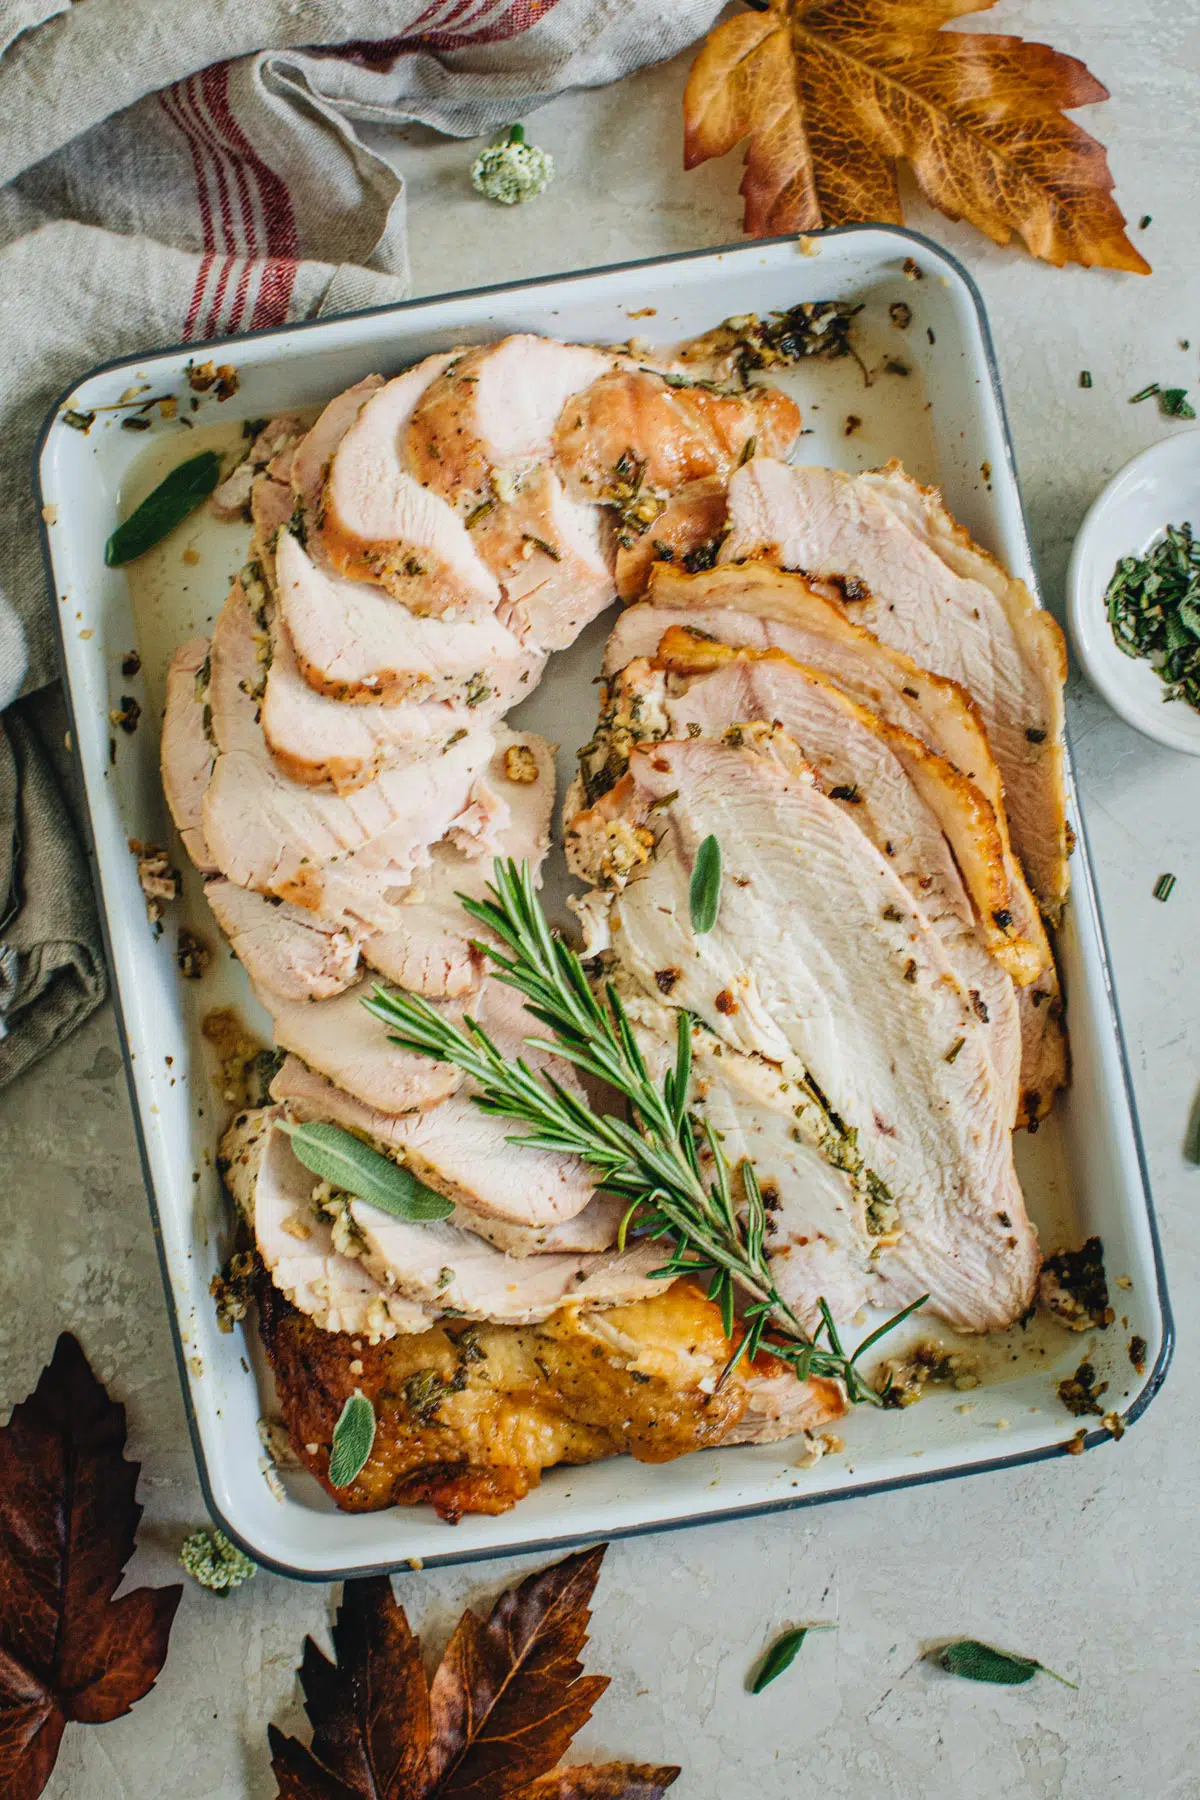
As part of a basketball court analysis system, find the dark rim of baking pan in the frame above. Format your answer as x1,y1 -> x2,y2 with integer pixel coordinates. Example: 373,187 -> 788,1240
33,221 -> 1174,1582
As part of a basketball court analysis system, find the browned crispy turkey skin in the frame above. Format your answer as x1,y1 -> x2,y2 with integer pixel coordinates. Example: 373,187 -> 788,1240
256,1270 -> 844,1519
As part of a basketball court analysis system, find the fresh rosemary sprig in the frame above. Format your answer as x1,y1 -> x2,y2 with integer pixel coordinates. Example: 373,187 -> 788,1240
363,859 -> 924,1403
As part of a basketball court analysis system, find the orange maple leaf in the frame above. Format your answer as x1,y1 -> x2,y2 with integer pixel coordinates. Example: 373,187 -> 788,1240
683,0 -> 1149,273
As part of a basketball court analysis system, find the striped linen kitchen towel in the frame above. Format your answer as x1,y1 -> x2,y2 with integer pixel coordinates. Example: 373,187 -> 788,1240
0,0 -> 723,1085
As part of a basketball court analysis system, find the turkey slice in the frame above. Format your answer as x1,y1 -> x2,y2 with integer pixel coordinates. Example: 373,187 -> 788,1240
552,367 -> 801,502
316,354 -> 502,617
341,1205 -> 664,1325
595,647 -> 1021,1119
272,1054 -> 621,1255
220,1106 -> 432,1339
720,459 -> 1069,916
260,596 -> 513,793
407,335 -> 616,516
573,735 -> 1038,1333
275,527 -> 541,708
160,636 -> 217,873
201,575 -> 494,931
607,563 -> 1066,1118
204,879 -> 361,1003
261,979 -> 463,1116
271,979 -> 604,1230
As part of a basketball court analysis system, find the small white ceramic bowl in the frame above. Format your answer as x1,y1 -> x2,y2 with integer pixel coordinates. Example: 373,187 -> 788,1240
1067,430 -> 1200,756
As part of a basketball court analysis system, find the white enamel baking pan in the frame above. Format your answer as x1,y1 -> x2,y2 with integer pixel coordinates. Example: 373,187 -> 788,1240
35,229 -> 1172,1579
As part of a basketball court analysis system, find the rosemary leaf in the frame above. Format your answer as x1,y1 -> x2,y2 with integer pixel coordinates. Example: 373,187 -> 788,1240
1153,872 -> 1176,902
932,1640 -> 1077,1688
751,1624 -> 835,1693
277,1120 -> 453,1220
328,1391 -> 376,1488
689,833 -> 722,933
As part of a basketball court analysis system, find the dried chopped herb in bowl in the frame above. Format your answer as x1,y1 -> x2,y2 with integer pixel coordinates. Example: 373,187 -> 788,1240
1104,522 -> 1200,712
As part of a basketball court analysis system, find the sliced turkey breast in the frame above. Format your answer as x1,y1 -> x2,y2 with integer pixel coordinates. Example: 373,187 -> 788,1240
259,596 -> 513,793
203,726 -> 551,1005
290,375 -> 383,520
272,1054 -> 622,1255
470,463 -> 616,651
262,980 -> 464,1115
315,354 -> 503,617
573,736 -> 1038,1332
553,368 -> 801,503
210,414 -> 308,521
652,634 -> 1038,997
202,576 -> 494,930
1017,979 -> 1069,1128
279,979 -> 601,1227
401,337 -> 619,650
594,648 -> 1021,1118
614,477 -> 728,600
407,336 -> 616,516
203,879 -> 361,1002
220,1107 -> 432,1339
341,1206 -> 665,1325
363,730 -> 555,997
160,636 -> 216,874
605,564 -> 1066,1116
275,527 -> 542,708
624,992 -> 875,1329
720,459 -> 1069,915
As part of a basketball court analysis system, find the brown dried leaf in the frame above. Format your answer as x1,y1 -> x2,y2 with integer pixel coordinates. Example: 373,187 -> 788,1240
683,0 -> 1150,272
268,1547 -> 681,1800
0,1334 -> 182,1800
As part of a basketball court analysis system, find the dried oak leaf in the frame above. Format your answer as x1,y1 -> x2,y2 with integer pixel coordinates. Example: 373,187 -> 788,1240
269,1545 -> 679,1800
0,1334 -> 183,1800
683,0 -> 1150,273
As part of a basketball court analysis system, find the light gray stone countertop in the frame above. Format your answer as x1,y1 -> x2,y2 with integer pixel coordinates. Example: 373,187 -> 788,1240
4,10 -> 1200,1796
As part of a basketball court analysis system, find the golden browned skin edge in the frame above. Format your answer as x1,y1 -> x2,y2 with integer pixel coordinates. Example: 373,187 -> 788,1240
257,1270 -> 844,1521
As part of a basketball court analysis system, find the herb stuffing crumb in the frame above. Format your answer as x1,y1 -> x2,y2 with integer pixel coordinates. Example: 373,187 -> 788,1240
1057,1358 -> 1107,1417
176,927 -> 212,980
211,1248 -> 256,1332
1039,1236 -> 1113,1331
876,1341 -> 978,1407
109,695 -> 141,735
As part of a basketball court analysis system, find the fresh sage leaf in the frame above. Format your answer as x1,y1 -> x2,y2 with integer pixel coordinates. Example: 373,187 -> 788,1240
277,1119 -> 453,1220
328,1390 -> 376,1488
689,833 -> 722,934
750,1623 -> 834,1693
933,1640 -> 1077,1688
104,450 -> 222,566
